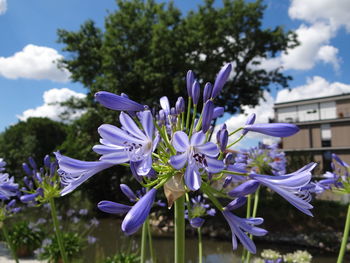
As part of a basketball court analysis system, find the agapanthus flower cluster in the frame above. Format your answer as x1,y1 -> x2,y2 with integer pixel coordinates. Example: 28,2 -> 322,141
185,195 -> 215,228
0,158 -> 20,222
55,64 -> 314,253
20,155 -> 61,204
306,153 -> 350,195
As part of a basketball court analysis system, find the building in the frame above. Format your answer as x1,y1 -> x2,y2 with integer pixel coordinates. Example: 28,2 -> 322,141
274,93 -> 350,172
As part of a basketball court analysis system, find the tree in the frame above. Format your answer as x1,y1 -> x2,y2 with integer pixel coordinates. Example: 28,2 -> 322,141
57,0 -> 298,114
0,118 -> 67,177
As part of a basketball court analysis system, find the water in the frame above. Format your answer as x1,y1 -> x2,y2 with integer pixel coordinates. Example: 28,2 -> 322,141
84,218 -> 338,262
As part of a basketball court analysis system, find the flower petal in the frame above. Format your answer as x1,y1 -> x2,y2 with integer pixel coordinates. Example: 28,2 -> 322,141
172,131 -> 189,152
170,152 -> 188,170
185,164 -> 201,191
120,112 -> 148,140
98,201 -> 131,214
98,124 -> 143,145
205,158 -> 224,173
195,142 -> 219,157
95,91 -> 144,111
140,110 -> 154,139
190,131 -> 206,146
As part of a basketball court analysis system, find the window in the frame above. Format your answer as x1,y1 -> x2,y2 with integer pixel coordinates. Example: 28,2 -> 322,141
321,124 -> 331,147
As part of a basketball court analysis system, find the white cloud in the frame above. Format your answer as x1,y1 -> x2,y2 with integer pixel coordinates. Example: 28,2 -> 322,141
0,0 -> 7,15
0,44 -> 70,82
214,91 -> 279,148
276,76 -> 350,103
289,0 -> 350,32
316,45 -> 340,71
256,0 -> 350,73
281,23 -> 336,70
17,88 -> 86,122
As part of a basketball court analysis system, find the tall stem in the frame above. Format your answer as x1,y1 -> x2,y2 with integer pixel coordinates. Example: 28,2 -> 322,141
246,187 -> 261,263
140,221 -> 148,263
197,227 -> 202,263
147,218 -> 155,263
2,224 -> 19,263
337,203 -> 350,263
241,194 -> 252,262
49,198 -> 68,263
175,195 -> 185,263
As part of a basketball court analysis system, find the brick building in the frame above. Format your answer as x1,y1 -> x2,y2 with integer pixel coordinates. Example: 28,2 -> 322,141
274,93 -> 350,172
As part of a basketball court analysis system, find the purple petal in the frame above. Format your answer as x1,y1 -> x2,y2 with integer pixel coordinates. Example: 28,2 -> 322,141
190,217 -> 205,228
332,153 -> 349,167
225,197 -> 247,211
212,107 -> 224,119
243,123 -> 299,137
172,131 -> 189,152
134,154 -> 152,176
95,91 -> 144,111
160,96 -> 170,115
99,152 -> 130,164
211,64 -> 232,99
170,152 -> 188,169
120,184 -> 137,202
195,142 -> 219,157
228,180 -> 260,197
98,124 -> 143,145
205,158 -> 224,173
122,188 -> 157,235
98,201 -> 131,214
203,82 -> 212,102
140,110 -> 154,139
187,70 -> 195,97
201,101 -> 214,133
190,131 -> 206,146
192,81 -> 200,105
120,112 -> 147,140
92,144 -> 124,155
185,164 -> 201,191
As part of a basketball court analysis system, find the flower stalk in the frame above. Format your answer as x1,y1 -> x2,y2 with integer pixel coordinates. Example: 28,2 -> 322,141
2,224 -> 18,263
49,198 -> 68,263
197,227 -> 203,263
337,203 -> 350,263
175,195 -> 185,263
140,220 -> 148,263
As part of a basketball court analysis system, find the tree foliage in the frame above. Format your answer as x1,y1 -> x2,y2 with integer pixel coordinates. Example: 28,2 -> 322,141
57,0 -> 298,113
0,118 -> 67,177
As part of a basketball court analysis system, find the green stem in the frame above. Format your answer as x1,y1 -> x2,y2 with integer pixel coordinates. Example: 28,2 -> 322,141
197,227 -> 203,263
140,221 -> 148,263
175,195 -> 185,263
337,203 -> 350,263
147,218 -> 155,263
242,194 -> 252,262
49,198 -> 68,263
2,224 -> 19,263
246,187 -> 261,263
227,134 -> 245,149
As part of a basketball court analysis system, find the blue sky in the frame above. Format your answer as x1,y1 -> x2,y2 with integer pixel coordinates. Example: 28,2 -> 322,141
1,0 -> 350,149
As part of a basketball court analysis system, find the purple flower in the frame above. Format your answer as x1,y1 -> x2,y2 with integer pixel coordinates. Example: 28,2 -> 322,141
332,153 -> 349,168
122,188 -> 157,235
95,91 -> 145,111
243,123 -> 299,137
228,180 -> 260,197
187,70 -> 195,97
0,173 -> 18,200
203,83 -> 212,102
192,81 -> 200,105
212,107 -> 224,119
242,114 -> 256,135
170,131 -> 224,190
160,96 -> 170,115
201,101 -> 215,133
93,110 -> 157,176
87,235 -> 97,244
222,211 -> 267,253
55,152 -> 114,196
190,217 -> 205,228
175,97 -> 185,114
0,158 -> 6,172
98,201 -> 132,214
120,184 -> 137,202
225,197 -> 247,211
250,163 -> 317,216
211,63 -> 232,99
